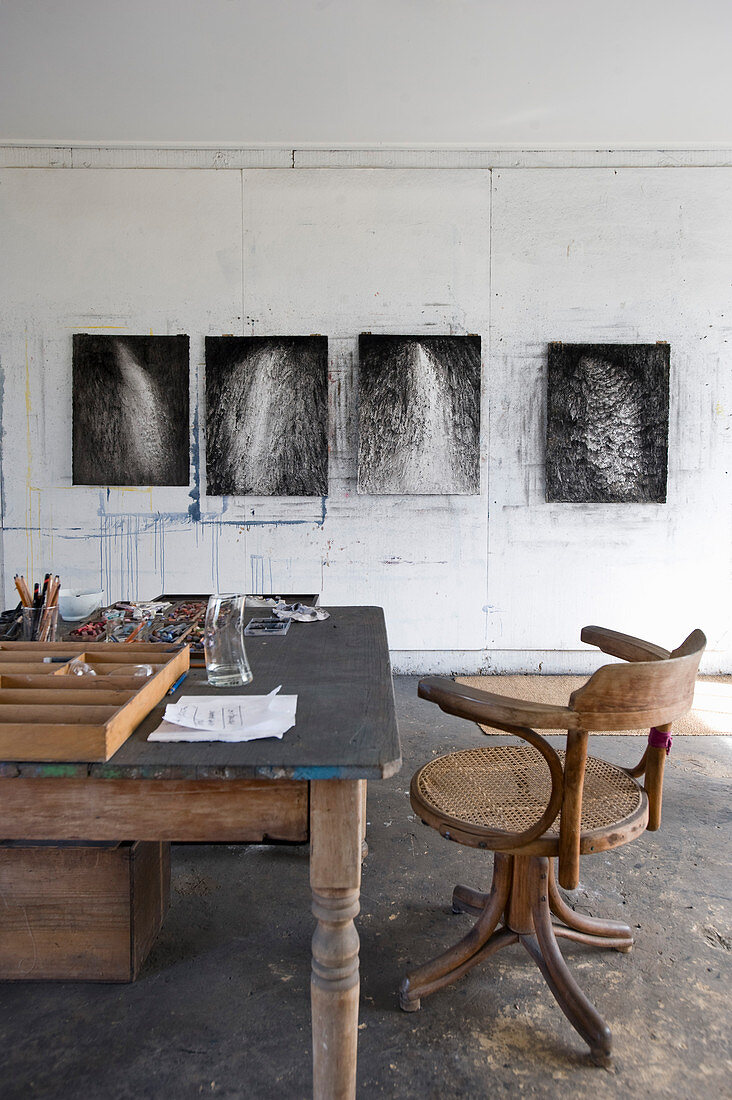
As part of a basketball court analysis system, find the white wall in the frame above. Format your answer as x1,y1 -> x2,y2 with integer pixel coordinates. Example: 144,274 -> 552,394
489,168 -> 732,662
1,0 -> 732,146
1,162 -> 730,670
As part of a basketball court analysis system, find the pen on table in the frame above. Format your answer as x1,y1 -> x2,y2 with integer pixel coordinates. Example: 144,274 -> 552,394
167,671 -> 188,695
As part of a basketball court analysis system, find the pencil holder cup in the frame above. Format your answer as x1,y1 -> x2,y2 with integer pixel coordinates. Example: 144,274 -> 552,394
204,593 -> 253,688
22,604 -> 58,642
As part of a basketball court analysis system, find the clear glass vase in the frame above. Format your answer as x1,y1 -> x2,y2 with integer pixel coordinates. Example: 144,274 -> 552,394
204,593 -> 253,687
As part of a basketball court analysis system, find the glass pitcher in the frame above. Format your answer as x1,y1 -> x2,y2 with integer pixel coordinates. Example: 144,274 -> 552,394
203,593 -> 253,687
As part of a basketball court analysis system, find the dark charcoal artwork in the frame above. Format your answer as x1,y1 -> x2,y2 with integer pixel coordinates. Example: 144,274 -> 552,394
546,343 -> 669,503
72,334 -> 190,486
205,336 -> 328,496
357,335 -> 481,495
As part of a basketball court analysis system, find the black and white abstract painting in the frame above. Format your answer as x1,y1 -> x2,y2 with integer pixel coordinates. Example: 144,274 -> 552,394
205,336 -> 328,496
357,335 -> 481,495
546,343 -> 670,503
72,334 -> 190,486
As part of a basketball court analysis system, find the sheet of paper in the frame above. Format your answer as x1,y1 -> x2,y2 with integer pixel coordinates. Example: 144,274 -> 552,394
147,686 -> 297,742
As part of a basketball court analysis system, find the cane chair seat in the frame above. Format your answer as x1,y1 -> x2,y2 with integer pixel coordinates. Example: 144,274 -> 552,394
412,745 -> 648,856
400,626 -> 707,1062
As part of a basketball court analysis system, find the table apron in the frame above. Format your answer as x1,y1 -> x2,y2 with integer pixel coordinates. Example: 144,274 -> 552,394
0,777 -> 309,842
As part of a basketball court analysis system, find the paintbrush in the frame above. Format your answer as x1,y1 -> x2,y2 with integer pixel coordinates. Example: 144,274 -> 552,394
14,576 -> 32,607
38,581 -> 60,642
18,572 -> 61,641
30,583 -> 44,640
47,575 -> 60,613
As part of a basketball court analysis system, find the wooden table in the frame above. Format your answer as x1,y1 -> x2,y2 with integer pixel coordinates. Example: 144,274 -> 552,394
0,605 -> 401,1100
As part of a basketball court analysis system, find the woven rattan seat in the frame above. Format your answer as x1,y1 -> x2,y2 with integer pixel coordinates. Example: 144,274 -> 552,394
414,746 -> 644,853
400,625 -> 706,1064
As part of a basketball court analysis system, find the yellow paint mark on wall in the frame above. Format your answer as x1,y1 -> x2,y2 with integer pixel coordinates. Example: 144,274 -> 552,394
120,487 -> 155,512
47,497 -> 54,562
31,487 -> 42,568
67,325 -> 128,331
24,338 -> 35,577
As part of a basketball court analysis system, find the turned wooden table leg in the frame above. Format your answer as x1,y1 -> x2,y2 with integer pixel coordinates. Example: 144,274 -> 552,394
310,779 -> 365,1100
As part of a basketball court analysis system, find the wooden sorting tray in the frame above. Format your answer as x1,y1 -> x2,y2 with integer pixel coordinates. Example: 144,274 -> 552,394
0,642 -> 189,763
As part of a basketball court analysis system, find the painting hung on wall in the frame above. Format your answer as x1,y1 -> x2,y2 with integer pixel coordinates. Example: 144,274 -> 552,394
205,336 -> 328,496
72,334 -> 190,486
546,342 -> 670,503
357,334 -> 481,495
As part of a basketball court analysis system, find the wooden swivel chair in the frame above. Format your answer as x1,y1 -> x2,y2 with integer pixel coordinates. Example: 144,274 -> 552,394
400,626 -> 706,1062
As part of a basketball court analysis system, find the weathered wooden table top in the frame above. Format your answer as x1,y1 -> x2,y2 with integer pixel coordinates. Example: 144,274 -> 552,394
1,606 -> 401,782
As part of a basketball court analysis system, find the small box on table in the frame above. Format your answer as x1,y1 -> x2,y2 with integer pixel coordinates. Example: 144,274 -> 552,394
0,840 -> 170,981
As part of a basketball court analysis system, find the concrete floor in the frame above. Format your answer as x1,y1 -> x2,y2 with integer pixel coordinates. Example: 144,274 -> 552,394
1,676 -> 730,1099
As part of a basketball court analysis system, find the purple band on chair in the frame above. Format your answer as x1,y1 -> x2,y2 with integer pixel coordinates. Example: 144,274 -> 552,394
648,727 -> 673,754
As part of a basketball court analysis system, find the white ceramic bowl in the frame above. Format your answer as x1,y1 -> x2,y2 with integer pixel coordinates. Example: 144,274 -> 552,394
58,588 -> 105,622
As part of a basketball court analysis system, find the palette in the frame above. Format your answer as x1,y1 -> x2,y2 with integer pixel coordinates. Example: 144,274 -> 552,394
60,594 -> 323,668
0,642 -> 189,762
152,594 -> 320,665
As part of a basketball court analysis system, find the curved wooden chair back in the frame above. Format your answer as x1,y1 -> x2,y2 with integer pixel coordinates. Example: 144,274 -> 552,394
571,627 -> 706,730
557,627 -> 705,888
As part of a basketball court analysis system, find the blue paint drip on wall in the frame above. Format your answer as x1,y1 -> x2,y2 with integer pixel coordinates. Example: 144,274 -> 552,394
76,374 -> 329,596
250,553 -> 275,593
12,492 -> 329,537
6,346 -> 328,607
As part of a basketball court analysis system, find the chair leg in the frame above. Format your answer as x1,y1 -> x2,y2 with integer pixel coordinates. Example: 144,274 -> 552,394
400,853 -> 513,1011
451,883 -> 489,915
522,857 -> 612,1064
401,927 -> 519,1009
404,854 -> 622,1062
547,860 -> 634,952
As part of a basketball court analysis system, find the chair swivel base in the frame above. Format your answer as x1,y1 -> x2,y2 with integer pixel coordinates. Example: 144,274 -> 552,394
399,852 -> 633,1064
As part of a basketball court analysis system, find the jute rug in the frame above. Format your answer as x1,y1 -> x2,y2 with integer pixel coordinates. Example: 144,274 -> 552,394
455,675 -> 732,736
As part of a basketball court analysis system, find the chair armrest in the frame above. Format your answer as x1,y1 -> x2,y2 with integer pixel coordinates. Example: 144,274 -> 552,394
419,676 -> 585,887
580,625 -> 670,663
418,676 -> 581,733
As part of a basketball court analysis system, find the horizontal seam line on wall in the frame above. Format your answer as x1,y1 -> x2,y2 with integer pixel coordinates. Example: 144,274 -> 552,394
1,146 -> 732,170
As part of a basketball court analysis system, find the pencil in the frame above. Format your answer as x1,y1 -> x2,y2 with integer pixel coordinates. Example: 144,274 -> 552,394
14,576 -> 32,607
14,576 -> 30,607
167,671 -> 188,695
124,620 -> 147,644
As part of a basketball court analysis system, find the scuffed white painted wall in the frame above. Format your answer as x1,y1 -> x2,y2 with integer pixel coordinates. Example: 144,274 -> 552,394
0,164 -> 729,670
489,168 -> 732,665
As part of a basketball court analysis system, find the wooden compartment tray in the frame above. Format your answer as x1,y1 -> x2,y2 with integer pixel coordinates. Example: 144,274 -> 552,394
0,641 -> 189,763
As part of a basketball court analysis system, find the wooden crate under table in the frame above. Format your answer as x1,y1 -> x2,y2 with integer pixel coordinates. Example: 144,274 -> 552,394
0,839 -> 170,981
0,641 -> 189,762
